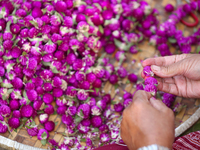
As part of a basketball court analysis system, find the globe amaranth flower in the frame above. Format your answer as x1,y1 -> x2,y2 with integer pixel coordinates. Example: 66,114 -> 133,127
144,77 -> 158,85
144,84 -> 157,96
77,104 -> 90,119
21,105 -> 34,118
77,123 -> 90,134
91,105 -> 101,116
37,129 -> 49,140
91,116 -> 102,127
62,115 -> 73,126
114,103 -> 124,112
0,105 -> 11,117
8,117 -> 20,129
143,66 -> 154,77
39,114 -> 49,124
77,89 -> 89,101
44,121 -> 55,132
0,121 -> 8,133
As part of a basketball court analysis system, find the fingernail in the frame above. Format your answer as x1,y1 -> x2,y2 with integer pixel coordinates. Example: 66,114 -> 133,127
150,97 -> 157,100
151,65 -> 160,72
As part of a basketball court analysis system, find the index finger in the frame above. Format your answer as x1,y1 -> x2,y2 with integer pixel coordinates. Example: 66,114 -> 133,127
142,54 -> 190,67
132,90 -> 152,104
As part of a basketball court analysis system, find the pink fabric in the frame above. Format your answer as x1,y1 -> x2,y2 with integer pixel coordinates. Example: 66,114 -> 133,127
94,131 -> 200,150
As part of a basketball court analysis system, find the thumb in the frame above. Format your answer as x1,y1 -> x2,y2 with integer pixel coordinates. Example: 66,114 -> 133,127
149,97 -> 168,112
151,62 -> 183,78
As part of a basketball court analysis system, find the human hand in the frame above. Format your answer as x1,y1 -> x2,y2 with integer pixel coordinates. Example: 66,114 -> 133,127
121,91 -> 174,150
142,54 -> 200,98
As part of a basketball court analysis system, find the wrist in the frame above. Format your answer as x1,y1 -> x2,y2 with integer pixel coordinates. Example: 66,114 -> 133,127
137,144 -> 170,150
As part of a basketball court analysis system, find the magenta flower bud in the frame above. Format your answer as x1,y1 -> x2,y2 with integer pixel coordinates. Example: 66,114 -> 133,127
86,73 -> 96,84
44,121 -> 55,132
0,66 -> 5,77
128,73 -> 138,83
73,59 -> 83,71
21,105 -> 34,118
21,2 -> 32,12
77,89 -> 89,101
129,45 -> 138,54
62,115 -> 73,126
76,14 -> 86,23
55,1 -> 67,12
165,4 -> 174,12
8,117 -> 20,129
123,92 -> 132,100
78,104 -> 90,119
37,129 -> 49,140
9,99 -> 19,110
40,70 -> 54,81
99,124 -> 109,133
143,66 -> 154,77
92,78 -> 102,88
115,51 -> 126,62
183,3 -> 192,13
109,74 -> 118,84
144,84 -> 157,96
43,83 -> 53,92
114,103 -> 124,112
53,88 -> 63,98
123,99 -> 132,108
12,77 -> 23,89
66,86 -> 77,98
0,121 -> 8,133
33,101 -> 44,111
122,19 -> 134,32
32,7 -> 43,18
43,93 -> 53,104
3,40 -> 13,50
91,116 -> 102,127
0,105 -> 11,117
190,1 -> 198,11
100,133 -> 110,143
91,105 -> 101,116
144,77 -> 158,85
27,127 -> 38,137
102,10 -> 113,20
67,106 -> 77,116
0,19 -> 6,31
13,110 -> 21,118
57,106 -> 67,115
66,53 -> 77,65
117,66 -> 127,78
10,24 -> 21,34
81,119 -> 91,127
97,100 -> 107,110
133,8 -> 144,19
26,90 -> 38,102
162,93 -> 176,107
28,27 -> 39,38
77,123 -> 90,134
11,47 -> 22,58
39,113 -> 48,124
44,104 -> 54,115
63,16 -> 73,27
75,71 -> 85,83
136,83 -> 144,91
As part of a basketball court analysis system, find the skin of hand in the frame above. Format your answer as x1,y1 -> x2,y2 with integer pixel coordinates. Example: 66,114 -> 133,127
121,90 -> 175,150
142,54 -> 200,98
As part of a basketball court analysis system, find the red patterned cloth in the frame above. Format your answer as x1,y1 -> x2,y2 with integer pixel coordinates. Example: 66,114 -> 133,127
94,131 -> 200,150
173,131 -> 200,150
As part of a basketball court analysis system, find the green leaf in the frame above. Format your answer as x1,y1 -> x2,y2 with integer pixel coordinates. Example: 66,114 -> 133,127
1,83 -> 13,88
52,67 -> 59,74
126,80 -> 130,84
55,121 -> 59,126
168,38 -> 177,44
111,101 -> 117,105
41,132 -> 47,139
80,138 -> 86,142
13,38 -> 20,47
25,125 -> 32,129
196,46 -> 200,54
95,88 -> 100,93
41,139 -> 47,146
42,8 -> 47,15
42,61 -> 51,67
29,20 -> 38,28
0,77 -> 2,83
7,89 -> 13,94
31,120 -> 36,126
23,91 -> 28,99
98,25 -> 104,34
18,123 -> 23,129
53,111 -> 57,115
114,84 -> 119,90
91,128 -> 99,132
57,40 -> 63,46
75,115 -> 83,123
44,105 -> 48,109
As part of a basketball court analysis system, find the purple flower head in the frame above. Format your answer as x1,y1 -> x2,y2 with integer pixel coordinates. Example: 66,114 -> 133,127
114,103 -> 124,112
66,86 -> 77,98
165,4 -> 174,12
10,24 -> 21,34
32,7 -> 43,18
81,119 -> 91,127
136,83 -> 144,91
67,106 -> 77,116
9,99 -> 19,110
21,2 -> 32,12
43,104 -> 53,115
190,1 -> 198,11
66,53 -> 77,65
55,1 -> 67,12
111,129 -> 119,139
0,121 -> 8,133
43,83 -> 53,92
63,137 -> 74,147
3,40 -> 13,50
77,123 -> 90,134
62,115 -> 73,126
43,93 -> 53,104
100,133 -> 110,143
91,116 -> 102,127
28,27 -> 38,38
91,105 -> 101,116
0,66 -> 5,77
8,117 -> 20,129
77,21 -> 90,33
33,101 -> 44,111
57,106 -> 67,115
102,10 -> 113,20
13,110 -> 21,118
86,72 -> 97,84
115,51 -> 126,62
143,66 -> 154,77
75,71 -> 85,83
109,74 -> 118,84
69,39 -> 80,51
123,91 -> 132,100
0,105 -> 11,117
26,90 -> 37,102
44,121 -> 55,132
12,77 -> 23,89
27,127 -> 38,137
144,77 -> 158,85
117,66 -> 127,78
37,129 -> 49,140
97,99 -> 107,110
0,19 -> 6,31
21,105 -> 34,118
73,59 -> 84,71
93,66 -> 105,78
87,36 -> 102,53
77,89 -> 89,101
39,113 -> 48,124
122,19 -> 134,32
78,104 -> 90,119
44,40 -> 57,54
128,73 -> 138,83
63,16 -> 73,27
40,70 -> 53,81
11,47 -> 22,58
144,84 -> 157,96
92,78 -> 102,88
124,99 -> 132,108
162,93 -> 176,107
183,3 -> 192,13
129,45 -> 138,54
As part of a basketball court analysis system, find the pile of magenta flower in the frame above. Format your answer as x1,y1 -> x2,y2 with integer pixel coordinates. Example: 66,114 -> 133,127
0,0 -> 199,149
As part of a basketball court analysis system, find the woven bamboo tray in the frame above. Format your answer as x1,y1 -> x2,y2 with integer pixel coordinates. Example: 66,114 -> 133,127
1,0 -> 200,149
